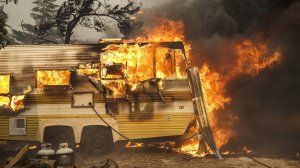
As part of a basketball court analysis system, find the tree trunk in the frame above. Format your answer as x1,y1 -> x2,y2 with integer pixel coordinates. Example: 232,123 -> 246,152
64,30 -> 72,44
64,16 -> 82,44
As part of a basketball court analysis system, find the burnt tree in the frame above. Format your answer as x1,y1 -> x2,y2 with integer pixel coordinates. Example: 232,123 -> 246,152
56,0 -> 141,44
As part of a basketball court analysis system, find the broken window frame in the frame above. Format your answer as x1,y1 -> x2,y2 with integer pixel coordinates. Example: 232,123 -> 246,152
35,68 -> 72,89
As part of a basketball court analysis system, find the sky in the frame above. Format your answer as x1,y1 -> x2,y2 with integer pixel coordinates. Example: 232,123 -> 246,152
3,0 -> 168,43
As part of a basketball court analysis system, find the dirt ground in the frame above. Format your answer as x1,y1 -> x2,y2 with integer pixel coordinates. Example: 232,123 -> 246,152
1,142 -> 300,168
74,147 -> 300,168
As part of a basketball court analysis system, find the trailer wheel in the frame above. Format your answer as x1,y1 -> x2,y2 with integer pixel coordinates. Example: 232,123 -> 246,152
44,126 -> 75,150
81,126 -> 113,156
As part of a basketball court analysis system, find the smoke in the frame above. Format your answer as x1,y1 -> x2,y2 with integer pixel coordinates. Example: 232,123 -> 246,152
134,0 -> 300,153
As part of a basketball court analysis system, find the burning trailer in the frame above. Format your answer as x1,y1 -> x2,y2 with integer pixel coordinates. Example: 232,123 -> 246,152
0,40 -> 220,158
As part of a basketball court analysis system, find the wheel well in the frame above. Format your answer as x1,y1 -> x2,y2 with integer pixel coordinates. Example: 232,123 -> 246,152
43,126 -> 75,144
80,125 -> 112,144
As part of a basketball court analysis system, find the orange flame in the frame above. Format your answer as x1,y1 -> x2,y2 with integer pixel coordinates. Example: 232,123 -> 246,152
135,18 -> 191,60
199,64 -> 232,148
100,43 -> 186,96
11,95 -> 25,112
0,95 -> 25,112
137,19 -> 282,154
229,39 -> 282,78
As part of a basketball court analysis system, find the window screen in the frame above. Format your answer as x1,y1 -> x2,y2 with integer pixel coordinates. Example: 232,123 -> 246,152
16,119 -> 25,128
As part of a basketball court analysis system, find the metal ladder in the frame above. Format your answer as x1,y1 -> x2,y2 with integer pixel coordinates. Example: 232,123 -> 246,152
186,67 -> 222,159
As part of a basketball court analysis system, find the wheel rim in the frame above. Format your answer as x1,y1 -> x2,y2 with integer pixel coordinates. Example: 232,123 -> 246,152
90,135 -> 106,149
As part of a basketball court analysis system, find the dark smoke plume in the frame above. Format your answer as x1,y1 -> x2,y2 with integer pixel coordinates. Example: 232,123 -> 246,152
134,0 -> 300,153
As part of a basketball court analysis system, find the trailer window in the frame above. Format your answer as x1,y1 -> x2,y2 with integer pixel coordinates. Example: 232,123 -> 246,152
0,74 -> 10,94
36,70 -> 71,89
0,96 -> 10,107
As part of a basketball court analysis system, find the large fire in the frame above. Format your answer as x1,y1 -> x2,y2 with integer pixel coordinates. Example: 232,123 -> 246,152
101,43 -> 186,96
126,18 -> 281,155
229,39 -> 282,78
0,15 -> 282,154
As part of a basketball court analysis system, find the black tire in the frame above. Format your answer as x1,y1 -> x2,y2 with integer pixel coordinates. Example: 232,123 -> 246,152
81,126 -> 113,156
44,127 -> 75,151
